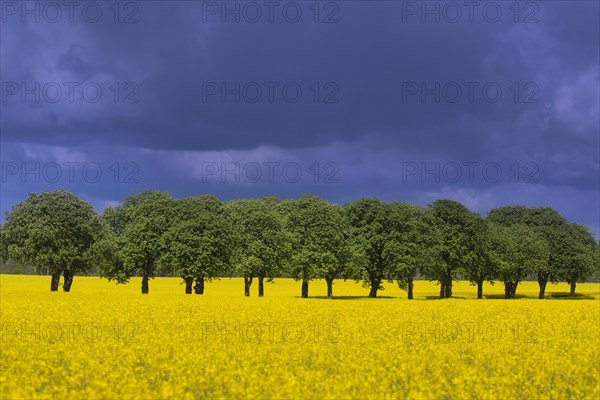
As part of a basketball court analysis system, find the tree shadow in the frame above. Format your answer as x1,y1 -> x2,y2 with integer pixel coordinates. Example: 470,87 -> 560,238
548,292 -> 596,300
423,295 -> 468,300
291,293 -> 598,300
483,293 -> 597,300
294,295 -> 396,300
484,294 -> 530,300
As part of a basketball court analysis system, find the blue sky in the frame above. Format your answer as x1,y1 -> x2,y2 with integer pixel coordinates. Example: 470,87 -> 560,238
1,1 -> 598,237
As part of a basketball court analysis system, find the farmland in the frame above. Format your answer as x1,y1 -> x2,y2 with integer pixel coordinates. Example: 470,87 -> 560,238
1,275 -> 599,399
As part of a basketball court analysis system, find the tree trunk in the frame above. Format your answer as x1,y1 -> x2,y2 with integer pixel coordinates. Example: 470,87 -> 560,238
368,280 -> 380,298
63,270 -> 73,292
194,277 -> 205,294
50,272 -> 61,291
185,277 -> 193,294
504,281 -> 512,299
537,274 -> 548,299
407,279 -> 414,300
570,281 -> 576,296
326,277 -> 333,299
244,275 -> 253,297
504,281 -> 518,299
439,280 -> 446,298
141,273 -> 149,294
444,278 -> 452,298
258,273 -> 265,297
477,280 -> 483,299
301,279 -> 309,298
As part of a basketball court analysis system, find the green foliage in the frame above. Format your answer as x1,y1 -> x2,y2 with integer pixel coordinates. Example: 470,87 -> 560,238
225,197 -> 290,281
4,190 -> 598,297
159,195 -> 234,283
487,223 -> 549,283
99,191 -> 174,285
343,198 -> 388,290
344,199 -> 424,295
556,223 -> 597,285
2,190 -> 104,276
487,206 -> 567,282
380,203 -> 423,286
281,195 -> 351,283
0,223 -> 8,264
421,199 -> 483,296
461,215 -> 494,286
486,205 -> 528,226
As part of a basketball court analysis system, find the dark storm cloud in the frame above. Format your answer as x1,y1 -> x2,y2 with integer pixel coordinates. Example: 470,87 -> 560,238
0,2 -> 578,147
0,1 -> 598,236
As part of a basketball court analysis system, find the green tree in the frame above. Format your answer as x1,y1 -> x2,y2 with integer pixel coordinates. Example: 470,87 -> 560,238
423,199 -> 480,298
462,215 -> 494,299
281,195 -> 350,299
226,197 -> 290,297
159,195 -> 233,294
595,241 -> 600,279
488,206 -> 567,299
488,223 -> 549,298
99,190 -> 174,294
0,223 -> 8,264
2,190 -> 104,291
94,206 -> 126,286
557,223 -> 597,296
344,198 -> 387,298
316,203 -> 353,299
344,198 -> 410,298
387,203 -> 440,300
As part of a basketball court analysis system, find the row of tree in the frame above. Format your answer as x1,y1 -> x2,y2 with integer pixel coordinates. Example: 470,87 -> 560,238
1,190 -> 598,299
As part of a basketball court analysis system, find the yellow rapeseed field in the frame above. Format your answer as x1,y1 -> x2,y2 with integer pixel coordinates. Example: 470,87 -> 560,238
1,275 -> 599,399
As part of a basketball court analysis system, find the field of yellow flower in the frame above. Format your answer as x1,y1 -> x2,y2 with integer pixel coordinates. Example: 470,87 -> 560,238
1,275 -> 599,399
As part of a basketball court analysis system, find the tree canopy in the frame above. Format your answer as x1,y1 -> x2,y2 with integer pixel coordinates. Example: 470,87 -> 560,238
2,190 -> 105,291
282,195 -> 351,298
99,190 -> 174,294
3,190 -> 597,298
159,195 -> 234,294
226,197 -> 291,297
423,200 -> 483,298
487,223 -> 550,298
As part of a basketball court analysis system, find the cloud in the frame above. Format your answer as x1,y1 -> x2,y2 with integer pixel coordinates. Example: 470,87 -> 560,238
1,1 -> 598,237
